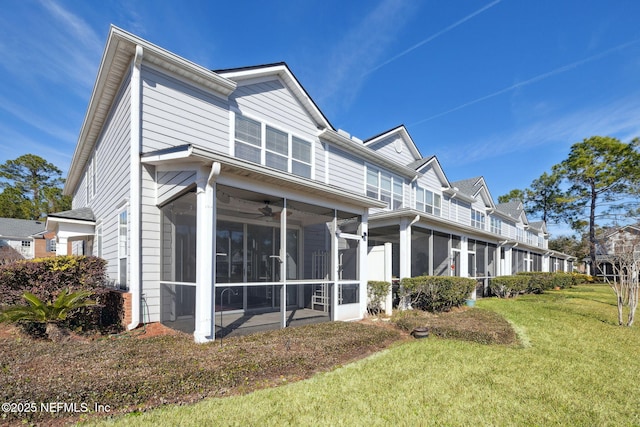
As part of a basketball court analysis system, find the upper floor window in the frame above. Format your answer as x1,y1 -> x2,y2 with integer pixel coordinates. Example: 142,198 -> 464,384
471,209 -> 485,230
527,231 -> 536,245
118,209 -> 128,288
516,227 -> 525,242
367,166 -> 402,209
416,187 -> 441,216
490,217 -> 502,234
234,114 -> 312,179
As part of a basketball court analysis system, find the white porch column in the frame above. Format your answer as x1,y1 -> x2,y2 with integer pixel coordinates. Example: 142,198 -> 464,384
331,213 -> 338,321
460,236 -> 469,278
358,210 -> 368,319
56,236 -> 68,256
383,242 -> 393,316
399,218 -> 411,279
280,201 -> 287,329
194,163 -> 220,343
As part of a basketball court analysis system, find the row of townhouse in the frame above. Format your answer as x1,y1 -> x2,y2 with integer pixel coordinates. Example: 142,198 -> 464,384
46,26 -> 574,342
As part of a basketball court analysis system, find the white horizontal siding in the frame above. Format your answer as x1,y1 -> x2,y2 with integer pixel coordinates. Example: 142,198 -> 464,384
141,65 -> 229,154
88,72 -> 132,283
157,170 -> 197,205
367,134 -> 417,165
232,79 -> 318,142
326,145 -> 364,195
141,164 -> 161,322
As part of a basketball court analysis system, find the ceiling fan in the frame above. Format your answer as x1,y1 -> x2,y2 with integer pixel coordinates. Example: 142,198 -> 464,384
258,201 -> 274,217
257,201 -> 292,219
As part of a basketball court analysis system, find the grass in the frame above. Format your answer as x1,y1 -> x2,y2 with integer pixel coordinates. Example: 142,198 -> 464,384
91,284 -> 640,426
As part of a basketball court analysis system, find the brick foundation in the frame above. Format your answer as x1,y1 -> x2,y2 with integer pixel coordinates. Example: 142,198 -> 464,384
122,292 -> 132,328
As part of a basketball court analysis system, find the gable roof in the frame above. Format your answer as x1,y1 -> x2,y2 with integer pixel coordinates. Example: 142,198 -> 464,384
0,218 -> 46,239
450,176 -> 495,208
215,63 -> 333,131
529,220 -> 548,234
496,200 -> 528,224
363,125 -> 422,161
65,25 -> 238,195
48,207 -> 95,222
410,155 -> 451,188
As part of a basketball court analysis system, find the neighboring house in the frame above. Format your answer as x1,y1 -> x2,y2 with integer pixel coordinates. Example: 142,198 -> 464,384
594,223 -> 640,281
0,217 -> 57,264
46,26 -> 574,342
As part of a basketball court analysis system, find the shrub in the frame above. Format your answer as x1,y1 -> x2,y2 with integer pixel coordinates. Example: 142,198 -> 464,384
367,281 -> 391,314
550,272 -> 574,289
400,276 -> 475,312
0,256 -> 122,334
571,272 -> 593,285
517,272 -> 554,293
490,276 -> 529,298
1,289 -> 96,341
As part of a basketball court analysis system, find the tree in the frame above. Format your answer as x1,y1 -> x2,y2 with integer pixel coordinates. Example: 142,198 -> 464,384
554,136 -> 640,267
0,154 -> 71,220
526,171 -> 576,224
0,289 -> 95,341
549,234 -> 589,261
595,230 -> 640,326
498,189 -> 525,204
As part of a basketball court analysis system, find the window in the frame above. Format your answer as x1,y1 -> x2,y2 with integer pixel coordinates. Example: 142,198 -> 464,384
47,239 -> 56,253
95,223 -> 103,258
21,240 -> 31,247
234,115 -> 262,163
292,136 -> 312,178
234,114 -> 313,178
118,210 -> 128,288
516,227 -> 524,242
490,217 -> 502,234
366,166 -> 403,209
527,231 -> 536,245
86,155 -> 96,203
416,187 -> 441,216
92,154 -> 97,197
471,209 -> 486,229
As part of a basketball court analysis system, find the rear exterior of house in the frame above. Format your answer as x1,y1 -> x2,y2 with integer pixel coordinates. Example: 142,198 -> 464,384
48,26 -> 573,342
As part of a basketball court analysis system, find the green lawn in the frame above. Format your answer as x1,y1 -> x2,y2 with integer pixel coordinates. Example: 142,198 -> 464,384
95,284 -> 640,426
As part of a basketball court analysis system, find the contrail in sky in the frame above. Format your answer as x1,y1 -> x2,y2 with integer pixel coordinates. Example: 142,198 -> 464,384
410,38 -> 640,126
364,0 -> 503,76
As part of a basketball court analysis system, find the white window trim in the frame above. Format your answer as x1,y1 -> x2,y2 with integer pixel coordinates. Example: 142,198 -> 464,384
231,111 -> 315,180
95,222 -> 103,258
415,185 -> 442,216
365,164 -> 403,209
118,207 -> 128,288
471,209 -> 486,230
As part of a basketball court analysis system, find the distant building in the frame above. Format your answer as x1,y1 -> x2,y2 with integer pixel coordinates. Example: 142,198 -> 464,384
0,217 -> 57,264
594,223 -> 640,281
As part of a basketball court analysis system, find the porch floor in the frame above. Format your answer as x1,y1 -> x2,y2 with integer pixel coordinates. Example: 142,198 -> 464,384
161,308 -> 330,339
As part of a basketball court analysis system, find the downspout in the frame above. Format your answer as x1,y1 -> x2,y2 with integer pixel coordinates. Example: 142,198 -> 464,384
193,162 -> 220,343
128,45 -> 143,331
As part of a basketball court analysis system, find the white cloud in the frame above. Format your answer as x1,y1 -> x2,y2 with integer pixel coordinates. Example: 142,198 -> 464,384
365,0 -> 503,76
0,1 -> 102,94
315,0 -> 416,113
437,95 -> 640,166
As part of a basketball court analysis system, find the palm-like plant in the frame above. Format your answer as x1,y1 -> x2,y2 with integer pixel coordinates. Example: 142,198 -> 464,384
0,289 -> 95,341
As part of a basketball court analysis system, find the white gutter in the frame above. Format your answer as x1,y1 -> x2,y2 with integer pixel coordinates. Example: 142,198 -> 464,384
128,45 -> 143,331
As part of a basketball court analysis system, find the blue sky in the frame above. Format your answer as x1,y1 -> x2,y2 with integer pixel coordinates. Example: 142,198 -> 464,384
1,0 -> 640,236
